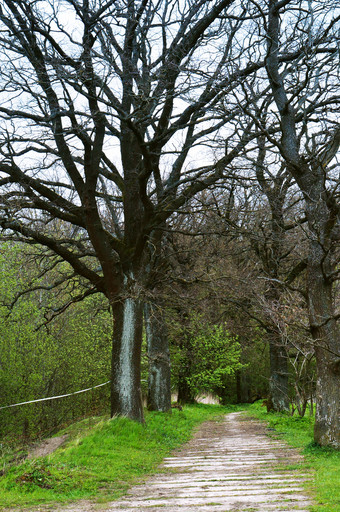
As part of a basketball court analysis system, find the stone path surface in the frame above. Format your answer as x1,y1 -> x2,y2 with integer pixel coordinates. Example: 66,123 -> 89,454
101,412 -> 313,512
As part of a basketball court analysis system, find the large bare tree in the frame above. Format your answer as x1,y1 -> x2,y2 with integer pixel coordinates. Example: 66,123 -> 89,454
0,0 -> 258,421
262,0 -> 340,446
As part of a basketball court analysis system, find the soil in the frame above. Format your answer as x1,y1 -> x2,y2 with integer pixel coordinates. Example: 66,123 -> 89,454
27,435 -> 68,460
3,412 -> 313,512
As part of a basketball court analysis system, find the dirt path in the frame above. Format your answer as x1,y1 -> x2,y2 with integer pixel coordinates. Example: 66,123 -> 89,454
54,411 -> 313,512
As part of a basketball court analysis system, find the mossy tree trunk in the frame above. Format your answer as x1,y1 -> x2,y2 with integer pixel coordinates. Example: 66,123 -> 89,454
111,294 -> 144,422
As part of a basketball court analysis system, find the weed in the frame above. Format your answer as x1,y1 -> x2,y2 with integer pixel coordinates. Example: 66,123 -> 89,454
15,460 -> 55,490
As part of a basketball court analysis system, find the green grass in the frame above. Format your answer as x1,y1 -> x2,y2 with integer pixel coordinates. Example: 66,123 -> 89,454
0,404 -> 240,509
246,402 -> 340,512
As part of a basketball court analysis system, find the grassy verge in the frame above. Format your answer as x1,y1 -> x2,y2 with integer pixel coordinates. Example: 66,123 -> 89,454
0,403 -> 239,510
246,402 -> 340,512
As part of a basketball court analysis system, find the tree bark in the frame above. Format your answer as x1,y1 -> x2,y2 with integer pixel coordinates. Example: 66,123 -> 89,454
308,243 -> 340,447
144,302 -> 172,412
297,166 -> 340,445
236,370 -> 252,403
177,375 -> 196,405
254,133 -> 291,413
177,333 -> 196,405
268,336 -> 290,412
111,295 -> 144,422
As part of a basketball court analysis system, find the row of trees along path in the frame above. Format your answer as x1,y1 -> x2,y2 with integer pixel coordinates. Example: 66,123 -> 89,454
0,0 -> 339,447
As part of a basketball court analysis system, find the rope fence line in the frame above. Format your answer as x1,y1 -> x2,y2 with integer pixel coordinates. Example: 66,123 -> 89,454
0,380 -> 111,411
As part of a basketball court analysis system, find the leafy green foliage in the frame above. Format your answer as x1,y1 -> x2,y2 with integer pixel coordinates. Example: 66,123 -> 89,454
186,321 -> 244,396
169,312 -> 244,401
0,242 -> 111,439
237,328 -> 270,401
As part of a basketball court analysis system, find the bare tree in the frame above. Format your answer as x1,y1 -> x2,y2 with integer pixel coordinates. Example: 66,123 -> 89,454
191,176 -> 308,409
262,0 -> 340,446
251,148 -> 297,413
0,0 -> 259,421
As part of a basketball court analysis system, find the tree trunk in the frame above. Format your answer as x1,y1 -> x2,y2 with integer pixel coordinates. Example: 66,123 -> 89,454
236,370 -> 242,403
110,296 -> 144,422
236,370 -> 251,403
308,245 -> 340,448
144,302 -> 171,412
177,375 -> 195,405
313,330 -> 340,449
268,336 -> 290,413
301,173 -> 340,446
177,337 -> 196,405
253,150 -> 291,414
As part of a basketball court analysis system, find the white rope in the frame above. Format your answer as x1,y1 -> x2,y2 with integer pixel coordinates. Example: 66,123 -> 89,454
0,380 -> 111,410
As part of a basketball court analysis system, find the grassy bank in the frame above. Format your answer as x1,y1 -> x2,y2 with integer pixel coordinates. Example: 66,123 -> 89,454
0,404 -> 237,510
246,402 -> 340,512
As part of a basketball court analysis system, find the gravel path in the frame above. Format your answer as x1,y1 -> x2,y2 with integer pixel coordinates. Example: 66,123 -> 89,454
57,411 -> 313,512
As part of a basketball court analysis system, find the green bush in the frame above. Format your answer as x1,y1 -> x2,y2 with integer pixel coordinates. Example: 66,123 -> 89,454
0,243 -> 111,440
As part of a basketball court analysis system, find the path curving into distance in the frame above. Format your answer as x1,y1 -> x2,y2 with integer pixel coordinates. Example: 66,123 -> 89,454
104,411 -> 313,512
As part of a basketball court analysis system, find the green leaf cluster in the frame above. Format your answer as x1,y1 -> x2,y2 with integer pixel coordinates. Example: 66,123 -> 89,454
169,311 -> 244,400
186,319 -> 244,396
